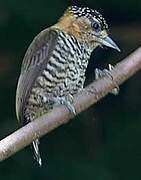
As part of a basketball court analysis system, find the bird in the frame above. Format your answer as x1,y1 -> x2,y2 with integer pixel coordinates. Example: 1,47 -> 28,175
16,6 -> 120,166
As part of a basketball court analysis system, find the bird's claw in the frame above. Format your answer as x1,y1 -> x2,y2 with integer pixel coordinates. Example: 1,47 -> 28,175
36,93 -> 76,115
53,95 -> 76,115
95,64 -> 119,95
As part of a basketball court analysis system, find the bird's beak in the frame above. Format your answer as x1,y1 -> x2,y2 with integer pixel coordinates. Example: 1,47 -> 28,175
97,36 -> 121,52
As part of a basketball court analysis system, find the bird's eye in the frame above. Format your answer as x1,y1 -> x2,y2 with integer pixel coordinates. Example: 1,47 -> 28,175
91,22 -> 101,32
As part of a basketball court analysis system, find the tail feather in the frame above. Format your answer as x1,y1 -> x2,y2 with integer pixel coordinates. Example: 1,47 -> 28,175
20,114 -> 42,166
32,139 -> 42,167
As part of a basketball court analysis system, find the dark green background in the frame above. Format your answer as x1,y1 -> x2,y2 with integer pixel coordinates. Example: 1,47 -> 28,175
0,0 -> 141,179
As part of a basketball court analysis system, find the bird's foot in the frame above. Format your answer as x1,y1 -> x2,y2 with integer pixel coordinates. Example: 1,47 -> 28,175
95,64 -> 119,95
36,93 -> 76,115
53,94 -> 76,115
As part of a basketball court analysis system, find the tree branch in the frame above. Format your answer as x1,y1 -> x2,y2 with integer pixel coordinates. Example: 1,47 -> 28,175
0,47 -> 141,162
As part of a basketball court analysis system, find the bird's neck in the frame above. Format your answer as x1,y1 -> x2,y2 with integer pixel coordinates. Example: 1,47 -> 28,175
53,21 -> 97,54
53,14 -> 82,41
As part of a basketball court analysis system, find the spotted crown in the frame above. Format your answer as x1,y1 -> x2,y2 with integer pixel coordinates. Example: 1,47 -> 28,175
69,6 -> 108,30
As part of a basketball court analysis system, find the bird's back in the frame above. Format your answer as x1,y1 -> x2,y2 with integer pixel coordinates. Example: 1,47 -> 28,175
16,28 -> 59,124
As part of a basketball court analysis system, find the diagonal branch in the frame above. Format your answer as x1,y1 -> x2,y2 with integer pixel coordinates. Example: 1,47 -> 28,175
0,47 -> 141,162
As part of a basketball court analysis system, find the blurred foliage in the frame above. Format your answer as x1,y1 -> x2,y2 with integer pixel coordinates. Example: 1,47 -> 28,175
0,0 -> 141,180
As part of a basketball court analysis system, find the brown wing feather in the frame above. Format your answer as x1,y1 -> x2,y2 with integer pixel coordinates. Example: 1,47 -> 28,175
16,28 -> 59,123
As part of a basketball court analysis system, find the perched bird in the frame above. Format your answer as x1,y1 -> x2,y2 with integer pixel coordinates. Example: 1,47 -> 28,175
16,6 -> 120,166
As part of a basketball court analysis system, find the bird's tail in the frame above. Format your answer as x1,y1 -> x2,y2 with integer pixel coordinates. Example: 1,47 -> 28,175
32,139 -> 42,167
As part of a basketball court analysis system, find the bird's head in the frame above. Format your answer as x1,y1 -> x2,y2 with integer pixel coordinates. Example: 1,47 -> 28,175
55,6 -> 120,51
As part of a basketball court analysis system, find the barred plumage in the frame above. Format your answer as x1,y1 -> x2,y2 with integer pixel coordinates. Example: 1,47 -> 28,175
26,30 -> 92,112
16,5 -> 120,166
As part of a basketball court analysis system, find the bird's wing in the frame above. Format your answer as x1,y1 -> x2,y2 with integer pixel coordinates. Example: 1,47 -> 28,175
16,28 -> 59,123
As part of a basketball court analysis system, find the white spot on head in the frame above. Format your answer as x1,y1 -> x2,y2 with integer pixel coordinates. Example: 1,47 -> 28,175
70,6 -> 108,30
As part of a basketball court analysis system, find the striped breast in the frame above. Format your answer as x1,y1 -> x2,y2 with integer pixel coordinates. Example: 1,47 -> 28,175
26,31 -> 92,118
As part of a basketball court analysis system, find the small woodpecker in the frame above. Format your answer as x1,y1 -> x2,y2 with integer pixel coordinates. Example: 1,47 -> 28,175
16,6 -> 120,166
